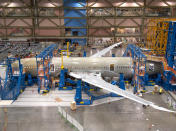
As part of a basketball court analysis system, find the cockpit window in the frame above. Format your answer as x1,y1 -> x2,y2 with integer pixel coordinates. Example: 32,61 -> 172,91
110,64 -> 114,71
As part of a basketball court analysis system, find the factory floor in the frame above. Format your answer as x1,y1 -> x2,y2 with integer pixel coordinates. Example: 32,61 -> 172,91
0,107 -> 73,131
0,93 -> 176,131
64,92 -> 176,131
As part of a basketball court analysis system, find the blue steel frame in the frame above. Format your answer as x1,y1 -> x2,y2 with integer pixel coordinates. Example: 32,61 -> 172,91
0,57 -> 25,100
58,69 -> 74,90
123,44 -> 147,93
36,44 -> 56,93
159,21 -> 176,91
165,21 -> 176,69
74,74 -> 125,105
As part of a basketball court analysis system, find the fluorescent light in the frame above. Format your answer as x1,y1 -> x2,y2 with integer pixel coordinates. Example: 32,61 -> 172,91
159,2 -> 168,6
8,3 -> 19,7
167,2 -> 175,6
120,2 -> 140,7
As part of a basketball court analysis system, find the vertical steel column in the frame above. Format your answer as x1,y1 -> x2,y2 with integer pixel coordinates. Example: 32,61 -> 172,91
166,22 -> 176,69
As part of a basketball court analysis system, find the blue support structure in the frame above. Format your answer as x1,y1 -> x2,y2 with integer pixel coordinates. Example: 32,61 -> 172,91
162,71 -> 176,91
27,74 -> 33,86
81,81 -> 122,103
119,73 -> 126,90
163,71 -> 173,91
75,80 -> 91,105
0,77 -> 1,98
110,73 -> 125,97
58,69 -> 73,90
75,79 -> 82,103
0,58 -> 25,100
112,54 -> 115,57
36,44 -> 56,94
63,0 -> 87,45
59,71 -> 124,105
83,51 -> 86,57
75,74 -> 125,105
155,74 -> 162,85
165,21 -> 176,69
123,44 -> 147,93
161,21 -> 176,91
59,69 -> 67,88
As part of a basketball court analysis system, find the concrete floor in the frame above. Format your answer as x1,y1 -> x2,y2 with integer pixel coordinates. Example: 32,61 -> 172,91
0,93 -> 176,131
8,86 -> 124,107
0,107 -> 73,131
64,93 -> 176,131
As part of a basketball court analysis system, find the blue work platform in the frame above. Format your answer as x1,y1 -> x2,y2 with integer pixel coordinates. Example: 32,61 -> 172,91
36,44 -> 56,93
123,44 -> 147,93
165,21 -> 176,70
0,58 -> 25,100
161,21 -> 176,91
74,74 -> 125,105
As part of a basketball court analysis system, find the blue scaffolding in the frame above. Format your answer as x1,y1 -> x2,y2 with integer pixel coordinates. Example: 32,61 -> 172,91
74,75 -> 125,105
0,57 -> 25,100
165,21 -> 176,70
123,44 -> 147,93
161,21 -> 176,91
36,44 -> 56,93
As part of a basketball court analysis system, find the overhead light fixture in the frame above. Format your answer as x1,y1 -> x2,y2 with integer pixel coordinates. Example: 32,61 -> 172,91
120,2 -> 140,7
44,3 -> 56,7
91,2 -> 102,7
7,2 -> 19,7
159,2 -> 168,7
166,2 -> 175,6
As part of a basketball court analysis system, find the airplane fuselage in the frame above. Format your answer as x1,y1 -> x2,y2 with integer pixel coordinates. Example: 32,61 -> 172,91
11,57 -> 163,79
50,57 -> 134,78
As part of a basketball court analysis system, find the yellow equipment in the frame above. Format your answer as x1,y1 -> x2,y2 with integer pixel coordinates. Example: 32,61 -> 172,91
159,88 -> 163,94
60,42 -> 72,69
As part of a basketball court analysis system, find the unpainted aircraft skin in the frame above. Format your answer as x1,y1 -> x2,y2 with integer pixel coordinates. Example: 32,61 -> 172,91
12,57 -> 163,79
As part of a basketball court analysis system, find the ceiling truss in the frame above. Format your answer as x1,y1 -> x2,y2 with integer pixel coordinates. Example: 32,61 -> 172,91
0,0 -> 175,44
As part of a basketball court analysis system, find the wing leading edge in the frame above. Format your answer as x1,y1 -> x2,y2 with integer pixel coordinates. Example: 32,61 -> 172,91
69,72 -> 176,113
90,42 -> 122,57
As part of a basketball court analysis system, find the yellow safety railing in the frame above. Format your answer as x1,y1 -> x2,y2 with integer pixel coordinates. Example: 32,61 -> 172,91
60,42 -> 72,69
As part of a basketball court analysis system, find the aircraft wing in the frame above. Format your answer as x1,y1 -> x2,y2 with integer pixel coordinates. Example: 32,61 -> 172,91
69,72 -> 176,113
90,42 -> 122,57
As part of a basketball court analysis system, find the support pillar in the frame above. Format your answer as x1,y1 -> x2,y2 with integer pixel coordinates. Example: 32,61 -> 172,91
75,79 -> 82,103
119,73 -> 125,90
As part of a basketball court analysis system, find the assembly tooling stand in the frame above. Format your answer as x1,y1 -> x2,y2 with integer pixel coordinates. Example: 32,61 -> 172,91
58,68 -> 125,105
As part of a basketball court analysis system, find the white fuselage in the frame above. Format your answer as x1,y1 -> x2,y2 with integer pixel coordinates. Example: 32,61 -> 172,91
51,57 -> 134,78
12,57 -> 134,78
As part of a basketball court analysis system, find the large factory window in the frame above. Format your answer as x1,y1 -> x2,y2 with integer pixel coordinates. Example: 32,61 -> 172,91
110,64 -> 114,71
